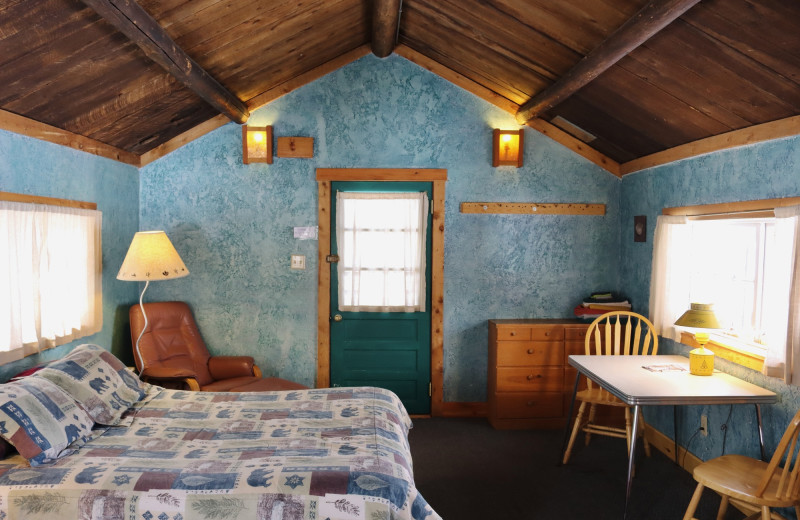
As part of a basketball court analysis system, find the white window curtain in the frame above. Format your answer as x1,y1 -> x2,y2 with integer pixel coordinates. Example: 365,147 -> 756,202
0,202 -> 102,363
768,205 -> 800,382
648,215 -> 691,342
336,192 -> 428,312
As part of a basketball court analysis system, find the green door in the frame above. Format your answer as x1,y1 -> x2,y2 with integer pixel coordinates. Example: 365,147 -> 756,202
330,181 -> 432,414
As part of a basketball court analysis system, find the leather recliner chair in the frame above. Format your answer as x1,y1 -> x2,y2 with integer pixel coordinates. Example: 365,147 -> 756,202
129,301 -> 307,392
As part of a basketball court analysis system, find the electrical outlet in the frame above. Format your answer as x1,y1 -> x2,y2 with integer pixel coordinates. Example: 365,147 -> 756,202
290,254 -> 305,270
701,414 -> 708,436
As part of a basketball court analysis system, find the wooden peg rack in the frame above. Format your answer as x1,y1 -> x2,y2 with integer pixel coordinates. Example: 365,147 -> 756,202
460,202 -> 605,215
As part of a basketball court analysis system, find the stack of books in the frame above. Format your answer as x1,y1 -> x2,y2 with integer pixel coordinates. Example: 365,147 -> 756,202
573,292 -> 632,320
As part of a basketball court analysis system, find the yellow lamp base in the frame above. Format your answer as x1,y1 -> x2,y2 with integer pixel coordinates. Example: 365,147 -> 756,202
689,347 -> 714,376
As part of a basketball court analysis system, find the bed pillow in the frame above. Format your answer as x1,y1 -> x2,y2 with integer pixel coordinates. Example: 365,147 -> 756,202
33,344 -> 146,426
0,377 -> 94,466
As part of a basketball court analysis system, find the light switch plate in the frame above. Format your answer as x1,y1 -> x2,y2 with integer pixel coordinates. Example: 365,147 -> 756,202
290,254 -> 306,270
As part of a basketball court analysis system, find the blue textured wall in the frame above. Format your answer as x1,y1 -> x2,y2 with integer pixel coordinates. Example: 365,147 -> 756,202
140,54 -> 620,398
620,136 -> 800,463
0,129 -> 140,380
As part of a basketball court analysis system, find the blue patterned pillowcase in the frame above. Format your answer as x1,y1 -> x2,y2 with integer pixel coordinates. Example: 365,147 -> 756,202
34,344 -> 146,426
0,377 -> 94,465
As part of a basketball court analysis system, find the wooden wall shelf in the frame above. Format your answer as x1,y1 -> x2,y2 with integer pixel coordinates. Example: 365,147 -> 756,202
460,202 -> 605,215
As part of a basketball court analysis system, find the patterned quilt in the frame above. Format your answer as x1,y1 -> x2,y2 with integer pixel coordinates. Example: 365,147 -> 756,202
0,386 -> 440,520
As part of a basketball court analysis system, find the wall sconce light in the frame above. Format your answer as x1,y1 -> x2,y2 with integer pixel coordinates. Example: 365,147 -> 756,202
242,125 -> 273,164
493,129 -> 524,167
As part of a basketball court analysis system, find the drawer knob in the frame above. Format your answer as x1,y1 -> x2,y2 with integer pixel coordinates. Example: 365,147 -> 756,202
527,349 -> 534,354
526,401 -> 535,407
510,331 -> 516,336
526,374 -> 541,381
545,332 -> 550,336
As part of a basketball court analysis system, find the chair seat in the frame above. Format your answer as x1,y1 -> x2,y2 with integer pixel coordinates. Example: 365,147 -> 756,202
201,376 -> 308,392
576,387 -> 628,407
694,455 -> 797,508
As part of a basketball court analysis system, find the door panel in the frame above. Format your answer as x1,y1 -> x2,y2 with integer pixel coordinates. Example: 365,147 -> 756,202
330,181 -> 431,414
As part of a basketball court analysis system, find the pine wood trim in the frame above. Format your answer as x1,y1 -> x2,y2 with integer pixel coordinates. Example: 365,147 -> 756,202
460,202 -> 606,215
0,109 -> 140,166
525,118 -> 622,176
248,46 -> 371,111
440,401 -> 487,418
646,424 -> 703,473
0,191 -> 97,210
316,168 -> 447,181
431,179 -> 446,417
662,196 -> 800,216
316,168 -> 446,416
139,114 -> 230,167
621,115 -> 800,175
317,180 -> 332,388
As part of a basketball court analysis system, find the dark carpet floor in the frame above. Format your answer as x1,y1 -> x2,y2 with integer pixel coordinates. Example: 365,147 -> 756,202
408,418 -> 745,520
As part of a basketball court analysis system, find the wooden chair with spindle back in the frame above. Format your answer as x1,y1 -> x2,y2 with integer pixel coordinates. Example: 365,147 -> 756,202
682,408 -> 800,520
562,311 -> 658,464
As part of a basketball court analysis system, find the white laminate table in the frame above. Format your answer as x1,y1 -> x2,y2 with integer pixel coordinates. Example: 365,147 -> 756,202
562,354 -> 777,520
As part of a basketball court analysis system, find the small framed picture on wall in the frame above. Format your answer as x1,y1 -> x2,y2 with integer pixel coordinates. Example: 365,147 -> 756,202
634,215 -> 646,242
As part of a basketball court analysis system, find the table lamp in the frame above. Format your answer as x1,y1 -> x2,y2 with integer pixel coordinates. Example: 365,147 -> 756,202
117,231 -> 189,372
675,303 -> 721,376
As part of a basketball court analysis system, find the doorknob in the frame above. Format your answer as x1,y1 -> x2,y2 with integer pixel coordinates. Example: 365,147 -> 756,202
333,314 -> 343,322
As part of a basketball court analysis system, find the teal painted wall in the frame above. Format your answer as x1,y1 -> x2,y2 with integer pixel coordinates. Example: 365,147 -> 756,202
4,51 -> 796,473
140,55 -> 621,397
620,136 -> 800,465
0,129 -> 140,380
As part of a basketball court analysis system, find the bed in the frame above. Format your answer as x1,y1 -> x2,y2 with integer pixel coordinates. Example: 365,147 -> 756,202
0,344 -> 440,520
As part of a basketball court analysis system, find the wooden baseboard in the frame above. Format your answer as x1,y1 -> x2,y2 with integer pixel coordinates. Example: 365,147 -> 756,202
440,401 -> 487,417
645,424 -> 703,473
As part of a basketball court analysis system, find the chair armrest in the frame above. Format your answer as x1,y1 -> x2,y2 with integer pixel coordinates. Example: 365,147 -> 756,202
208,356 -> 257,380
141,366 -> 196,380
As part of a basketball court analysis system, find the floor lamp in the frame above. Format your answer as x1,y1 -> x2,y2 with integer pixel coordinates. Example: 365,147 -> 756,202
117,231 -> 189,374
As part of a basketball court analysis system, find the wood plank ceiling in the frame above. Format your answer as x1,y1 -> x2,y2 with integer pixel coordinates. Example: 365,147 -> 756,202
0,0 -> 798,173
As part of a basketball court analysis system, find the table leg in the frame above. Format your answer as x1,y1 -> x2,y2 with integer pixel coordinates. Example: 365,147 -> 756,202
559,371 -> 580,466
673,405 -> 679,464
624,404 -> 641,520
756,404 -> 767,461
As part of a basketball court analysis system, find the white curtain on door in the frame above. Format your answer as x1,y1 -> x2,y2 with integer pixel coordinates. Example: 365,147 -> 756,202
648,215 -> 691,341
336,192 -> 428,312
0,201 -> 102,363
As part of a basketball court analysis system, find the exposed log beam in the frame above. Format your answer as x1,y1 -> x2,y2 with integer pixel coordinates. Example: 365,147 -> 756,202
515,0 -> 701,124
80,0 -> 249,124
372,0 -> 402,57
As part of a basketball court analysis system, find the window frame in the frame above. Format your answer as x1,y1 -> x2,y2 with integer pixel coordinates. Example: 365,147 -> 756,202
661,196 -> 800,369
0,191 -> 101,362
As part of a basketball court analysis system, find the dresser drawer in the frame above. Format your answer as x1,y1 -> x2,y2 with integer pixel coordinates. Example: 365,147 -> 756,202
564,340 -> 586,362
496,326 -> 532,341
496,367 -> 563,392
565,326 -> 589,341
497,341 -> 563,366
494,392 -> 563,418
530,325 -> 564,341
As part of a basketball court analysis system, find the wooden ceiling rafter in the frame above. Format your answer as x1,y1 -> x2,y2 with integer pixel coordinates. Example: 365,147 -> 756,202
79,0 -> 249,124
372,0 -> 402,58
515,0 -> 702,124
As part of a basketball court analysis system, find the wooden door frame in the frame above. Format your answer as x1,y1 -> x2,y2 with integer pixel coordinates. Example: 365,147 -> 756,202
316,168 -> 446,416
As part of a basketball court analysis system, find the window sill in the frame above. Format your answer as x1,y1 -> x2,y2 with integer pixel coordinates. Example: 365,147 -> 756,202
679,332 -> 765,372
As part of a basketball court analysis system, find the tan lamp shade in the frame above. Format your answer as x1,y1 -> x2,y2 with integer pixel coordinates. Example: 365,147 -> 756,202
117,231 -> 189,281
674,303 -> 721,329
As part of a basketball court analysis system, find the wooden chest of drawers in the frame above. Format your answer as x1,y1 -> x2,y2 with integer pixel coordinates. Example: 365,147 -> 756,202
488,319 -> 591,429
